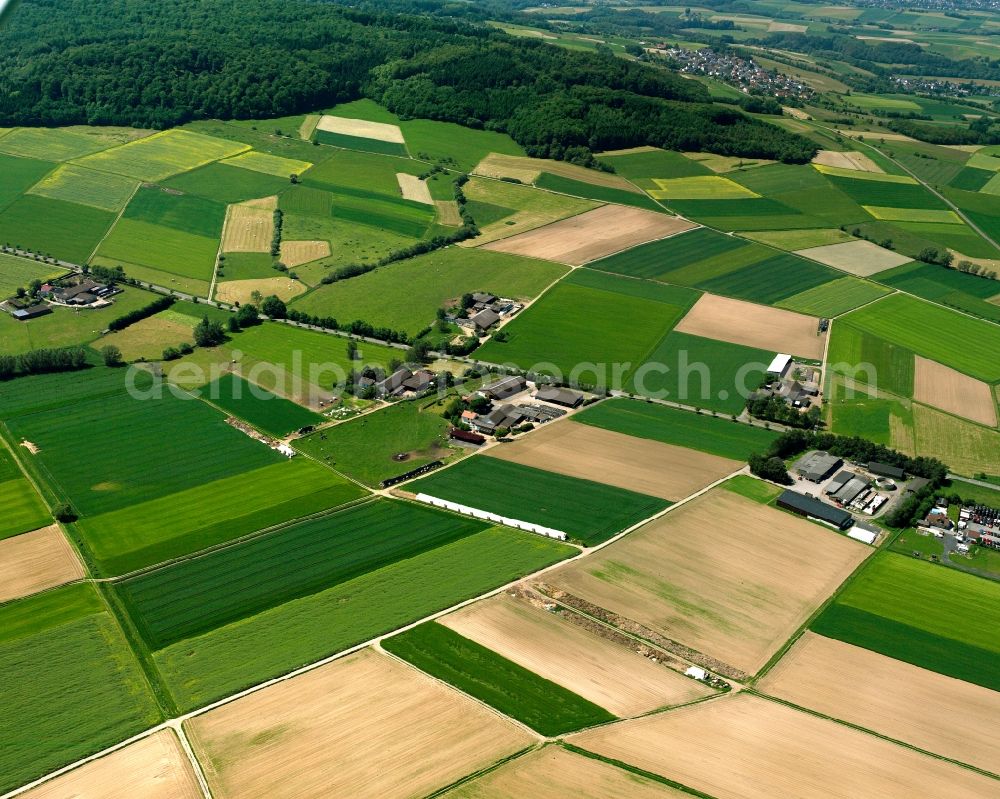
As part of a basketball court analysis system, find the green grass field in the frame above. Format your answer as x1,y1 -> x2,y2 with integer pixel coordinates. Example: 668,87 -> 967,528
77,456 -> 364,576
722,474 -> 782,504
27,164 -> 138,212
202,373 -> 322,436
0,194 -> 115,263
576,398 -> 778,460
840,294 -> 1000,382
314,129 -> 408,156
97,219 -> 220,285
476,275 -> 698,382
116,500 -> 486,649
629,331 -> 773,414
0,153 -> 56,213
876,261 -> 1000,323
292,247 -> 568,335
598,148 -> 712,180
153,525 -> 574,711
0,367 -> 129,418
0,446 -> 51,540
7,385 -> 285,517
0,252 -> 64,297
401,117 -> 525,171
383,622 -> 614,734
812,552 -> 1000,691
740,228 -> 853,250
0,584 -> 162,794
776,277 -> 893,317
162,162 -> 291,204
827,322 -> 915,397
410,456 -> 668,545
296,400 -> 455,487
73,129 -> 250,182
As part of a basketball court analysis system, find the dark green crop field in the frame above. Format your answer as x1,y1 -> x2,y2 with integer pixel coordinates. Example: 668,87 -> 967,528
696,253 -> 838,305
575,398 -> 778,461
203,373 -> 322,437
588,227 -> 747,281
827,322 -> 915,397
598,148 -> 711,180
383,622 -> 615,735
162,161 -> 291,203
409,456 -> 668,545
0,584 -> 162,795
534,172 -> 662,211
123,186 -> 227,238
812,552 -> 1000,691
153,526 -> 575,711
0,194 -> 115,263
876,261 -> 1000,323
117,500 -> 487,649
0,153 -> 55,212
313,129 -> 408,156
827,175 -> 946,209
0,368 -> 131,419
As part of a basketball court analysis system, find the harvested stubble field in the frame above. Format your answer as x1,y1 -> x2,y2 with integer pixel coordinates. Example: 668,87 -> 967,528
435,199 -> 462,225
440,746 -> 691,799
794,239 -> 912,275
316,114 -> 405,143
480,205 -> 695,265
95,313 -> 195,362
440,593 -> 711,717
486,420 -> 741,502
910,403 -> 1000,478
279,239 -> 330,266
674,293 -> 825,360
396,172 -> 432,204
409,456 -> 669,546
575,399 -> 779,461
569,693 -> 999,799
214,277 -> 305,306
153,526 -> 574,711
21,731 -> 203,799
812,149 -> 883,173
549,489 -> 869,675
186,647 -> 532,799
0,525 -> 84,603
913,356 -> 998,427
221,203 -> 273,252
758,632 -> 1000,775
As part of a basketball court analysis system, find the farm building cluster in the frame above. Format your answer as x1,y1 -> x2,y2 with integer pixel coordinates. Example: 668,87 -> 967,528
355,365 -> 442,399
451,292 -> 523,336
753,353 -> 822,410
778,452 -> 930,542
919,500 -> 1000,554
3,275 -> 121,321
452,375 -> 587,442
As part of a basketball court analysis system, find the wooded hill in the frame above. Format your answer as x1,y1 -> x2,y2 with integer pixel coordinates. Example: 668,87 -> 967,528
0,0 -> 816,162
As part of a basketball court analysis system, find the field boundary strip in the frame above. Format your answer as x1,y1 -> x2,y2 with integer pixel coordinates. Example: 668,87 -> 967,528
745,690 -> 1000,782
86,180 -> 141,266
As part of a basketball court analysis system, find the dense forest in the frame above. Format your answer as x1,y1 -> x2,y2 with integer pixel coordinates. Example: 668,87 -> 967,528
0,0 -> 816,162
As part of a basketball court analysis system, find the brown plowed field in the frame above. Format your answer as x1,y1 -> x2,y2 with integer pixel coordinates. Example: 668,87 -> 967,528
674,293 -> 825,360
913,356 -> 998,427
0,525 -> 84,603
481,205 -> 695,265
549,489 -> 869,675
440,746 -> 691,798
22,731 -> 202,799
440,593 -> 711,717
485,420 -> 739,501
187,648 -> 532,799
569,693 -> 1000,799
758,632 -> 1000,774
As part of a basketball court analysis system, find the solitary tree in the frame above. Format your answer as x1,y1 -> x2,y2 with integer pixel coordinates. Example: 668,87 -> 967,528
261,295 -> 287,319
193,316 -> 226,347
101,345 -> 123,367
346,340 -> 359,361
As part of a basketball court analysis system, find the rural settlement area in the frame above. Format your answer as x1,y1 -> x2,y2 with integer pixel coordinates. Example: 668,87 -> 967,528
1,94 -> 1000,799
